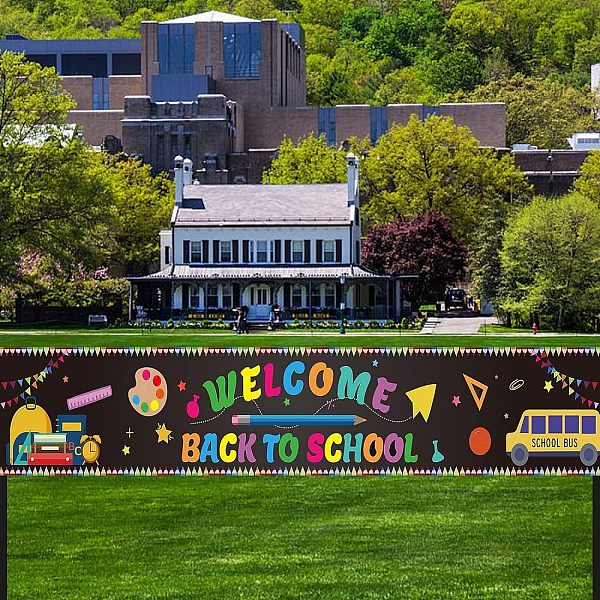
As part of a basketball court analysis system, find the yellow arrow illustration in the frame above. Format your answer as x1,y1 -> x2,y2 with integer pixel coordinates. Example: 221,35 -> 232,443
405,384 -> 437,422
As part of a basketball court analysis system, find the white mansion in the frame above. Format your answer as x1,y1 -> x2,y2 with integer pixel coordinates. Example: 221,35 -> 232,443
129,156 -> 411,323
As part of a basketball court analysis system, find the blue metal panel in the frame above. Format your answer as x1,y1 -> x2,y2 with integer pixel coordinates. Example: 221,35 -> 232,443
223,23 -> 261,78
318,107 -> 336,146
157,24 -> 194,75
281,23 -> 304,50
370,106 -> 388,144
422,105 -> 441,120
151,74 -> 214,101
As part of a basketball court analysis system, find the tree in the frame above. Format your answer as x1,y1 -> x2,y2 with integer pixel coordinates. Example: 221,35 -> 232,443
446,2 -> 503,58
360,115 -> 531,242
425,49 -> 483,95
0,52 -> 75,147
263,133 -> 348,184
102,155 -> 173,275
361,211 -> 467,307
574,150 -> 600,201
338,7 -> 382,42
373,66 -> 438,105
462,74 -> 600,148
499,193 -> 600,330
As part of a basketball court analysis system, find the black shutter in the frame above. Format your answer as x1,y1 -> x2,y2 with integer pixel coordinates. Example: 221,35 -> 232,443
213,240 -> 220,263
283,283 -> 291,308
232,240 -> 239,263
284,240 -> 291,263
182,283 -> 189,309
242,240 -> 249,263
183,240 -> 190,264
335,239 -> 342,263
202,240 -> 209,263
304,240 -> 311,263
316,240 -> 323,263
274,240 -> 281,263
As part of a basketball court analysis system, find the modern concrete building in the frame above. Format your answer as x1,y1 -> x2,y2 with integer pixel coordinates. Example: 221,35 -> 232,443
1,11 -> 507,182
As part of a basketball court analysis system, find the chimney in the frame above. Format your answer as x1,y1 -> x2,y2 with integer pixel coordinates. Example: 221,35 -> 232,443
183,158 -> 193,186
174,155 -> 184,205
346,152 -> 359,206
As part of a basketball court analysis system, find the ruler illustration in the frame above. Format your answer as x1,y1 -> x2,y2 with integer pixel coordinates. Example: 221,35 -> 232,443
67,385 -> 113,410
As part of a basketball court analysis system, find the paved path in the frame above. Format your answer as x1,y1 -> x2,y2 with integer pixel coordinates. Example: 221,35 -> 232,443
421,316 -> 496,334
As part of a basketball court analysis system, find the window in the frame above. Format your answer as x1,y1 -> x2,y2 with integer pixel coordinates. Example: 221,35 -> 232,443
190,241 -> 202,263
223,23 -> 261,78
222,284 -> 233,308
565,415 -> 579,433
256,240 -> 268,263
112,53 -> 141,75
158,24 -> 195,74
292,240 -> 304,263
62,53 -> 107,77
531,416 -> 545,434
311,285 -> 321,308
324,283 -> 336,307
520,417 -> 528,433
292,284 -> 303,307
583,415 -> 596,434
184,134 -> 191,158
189,285 -> 200,308
323,240 -> 335,262
170,135 -> 178,161
220,241 -> 232,263
548,415 -> 562,433
207,284 -> 219,308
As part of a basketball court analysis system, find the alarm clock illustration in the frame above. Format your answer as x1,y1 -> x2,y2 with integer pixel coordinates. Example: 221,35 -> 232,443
80,435 -> 102,465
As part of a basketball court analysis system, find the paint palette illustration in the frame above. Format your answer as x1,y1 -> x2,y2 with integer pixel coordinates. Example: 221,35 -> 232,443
128,367 -> 168,416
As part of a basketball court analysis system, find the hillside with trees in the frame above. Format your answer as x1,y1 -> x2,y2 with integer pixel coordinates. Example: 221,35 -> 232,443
1,0 -> 600,146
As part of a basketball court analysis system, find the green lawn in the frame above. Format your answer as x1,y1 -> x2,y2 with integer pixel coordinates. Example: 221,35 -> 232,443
1,328 -> 600,347
9,477 -> 591,600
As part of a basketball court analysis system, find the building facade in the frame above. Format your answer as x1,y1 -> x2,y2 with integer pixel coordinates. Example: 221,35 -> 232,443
1,11 -> 507,183
129,155 -> 410,323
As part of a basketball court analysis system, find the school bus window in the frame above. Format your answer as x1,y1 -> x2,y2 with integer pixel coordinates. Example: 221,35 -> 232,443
520,417 -> 528,433
566,415 -> 579,433
582,415 -> 596,434
532,416 -> 545,434
549,415 -> 562,433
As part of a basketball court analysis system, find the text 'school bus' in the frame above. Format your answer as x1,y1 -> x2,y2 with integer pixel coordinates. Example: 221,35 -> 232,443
506,409 -> 600,467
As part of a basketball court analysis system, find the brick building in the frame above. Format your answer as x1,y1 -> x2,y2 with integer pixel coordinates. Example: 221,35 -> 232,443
1,11 -> 507,182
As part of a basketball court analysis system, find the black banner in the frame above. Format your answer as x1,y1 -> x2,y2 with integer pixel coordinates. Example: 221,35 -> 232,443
0,348 -> 599,475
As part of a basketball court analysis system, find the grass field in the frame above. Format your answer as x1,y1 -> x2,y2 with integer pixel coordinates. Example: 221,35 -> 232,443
5,329 -> 596,598
9,477 -> 591,600
1,328 -> 600,347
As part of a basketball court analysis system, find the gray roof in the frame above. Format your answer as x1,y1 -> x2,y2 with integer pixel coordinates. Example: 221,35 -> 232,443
131,265 -> 388,281
175,184 -> 351,226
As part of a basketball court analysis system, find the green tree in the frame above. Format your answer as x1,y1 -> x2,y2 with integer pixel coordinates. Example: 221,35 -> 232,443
463,74 -> 600,148
573,151 -> 600,201
361,115 -> 531,241
101,155 -> 173,275
373,66 -> 438,105
446,2 -> 503,58
499,193 -> 600,330
338,7 -> 382,42
262,134 -> 348,184
0,52 -> 75,146
425,49 -> 482,95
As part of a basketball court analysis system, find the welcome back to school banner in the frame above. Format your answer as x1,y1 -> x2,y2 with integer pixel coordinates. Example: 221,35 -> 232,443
1,348 -> 600,476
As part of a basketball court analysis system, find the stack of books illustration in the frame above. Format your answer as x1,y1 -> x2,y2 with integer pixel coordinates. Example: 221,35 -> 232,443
27,433 -> 73,465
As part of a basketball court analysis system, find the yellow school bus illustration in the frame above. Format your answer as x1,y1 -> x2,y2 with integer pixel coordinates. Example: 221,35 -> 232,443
506,409 -> 600,467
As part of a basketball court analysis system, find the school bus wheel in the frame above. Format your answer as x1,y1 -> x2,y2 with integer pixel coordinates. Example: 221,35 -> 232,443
510,444 -> 528,467
580,444 -> 598,467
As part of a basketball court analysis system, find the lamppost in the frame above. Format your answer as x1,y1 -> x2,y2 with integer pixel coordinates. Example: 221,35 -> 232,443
339,276 -> 346,335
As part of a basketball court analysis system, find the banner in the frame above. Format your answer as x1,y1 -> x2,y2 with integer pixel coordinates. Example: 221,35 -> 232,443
1,348 -> 600,475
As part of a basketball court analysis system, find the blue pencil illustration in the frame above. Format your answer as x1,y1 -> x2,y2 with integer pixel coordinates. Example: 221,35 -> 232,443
232,415 -> 366,426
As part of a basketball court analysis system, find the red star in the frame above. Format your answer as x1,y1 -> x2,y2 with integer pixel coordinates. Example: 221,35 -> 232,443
177,380 -> 187,392
63,375 -> 69,383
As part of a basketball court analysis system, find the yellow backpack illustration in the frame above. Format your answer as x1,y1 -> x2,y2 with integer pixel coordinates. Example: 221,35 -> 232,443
9,397 -> 52,465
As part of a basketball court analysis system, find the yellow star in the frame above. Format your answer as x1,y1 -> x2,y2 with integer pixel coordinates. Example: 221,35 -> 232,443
122,445 -> 130,456
544,380 -> 554,393
156,423 -> 172,444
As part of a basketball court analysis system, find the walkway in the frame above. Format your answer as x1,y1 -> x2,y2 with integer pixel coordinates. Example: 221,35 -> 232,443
421,315 -> 496,335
